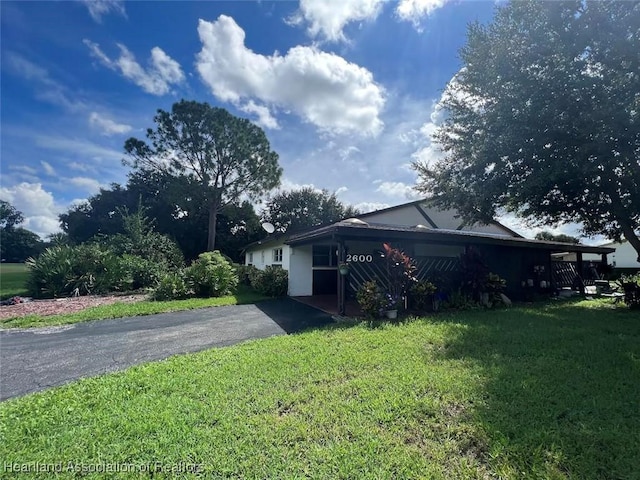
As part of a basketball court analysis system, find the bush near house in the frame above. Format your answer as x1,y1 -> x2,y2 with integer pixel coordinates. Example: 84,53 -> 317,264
186,251 -> 239,298
356,280 -> 387,318
249,265 -> 288,297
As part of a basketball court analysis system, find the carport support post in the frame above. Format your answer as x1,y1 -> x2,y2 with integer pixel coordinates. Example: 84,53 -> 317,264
338,240 -> 346,316
576,252 -> 585,295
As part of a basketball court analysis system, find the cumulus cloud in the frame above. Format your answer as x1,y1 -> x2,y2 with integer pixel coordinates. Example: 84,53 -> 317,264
84,39 -> 184,95
288,0 -> 384,42
375,181 -> 421,200
396,0 -> 451,29
354,201 -> 390,213
196,15 -> 385,136
89,112 -> 132,136
0,183 -> 63,238
287,0 -> 452,41
79,0 -> 126,23
239,101 -> 280,130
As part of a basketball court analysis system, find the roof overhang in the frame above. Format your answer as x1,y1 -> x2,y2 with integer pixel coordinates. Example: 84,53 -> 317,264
285,222 -> 615,255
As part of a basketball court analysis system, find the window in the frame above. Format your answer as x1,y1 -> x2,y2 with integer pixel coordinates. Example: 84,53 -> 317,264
273,247 -> 283,263
247,252 -> 253,265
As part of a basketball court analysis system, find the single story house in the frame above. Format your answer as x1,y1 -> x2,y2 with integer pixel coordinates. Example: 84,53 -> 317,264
244,200 -> 614,314
555,238 -> 640,274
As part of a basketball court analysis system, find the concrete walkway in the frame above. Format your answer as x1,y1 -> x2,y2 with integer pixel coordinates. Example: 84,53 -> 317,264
0,299 -> 333,401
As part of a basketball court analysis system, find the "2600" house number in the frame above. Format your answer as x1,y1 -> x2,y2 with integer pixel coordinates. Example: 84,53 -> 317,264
346,254 -> 373,263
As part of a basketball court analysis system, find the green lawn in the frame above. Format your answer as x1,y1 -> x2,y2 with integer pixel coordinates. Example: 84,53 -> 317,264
0,263 -> 29,299
1,299 -> 638,479
0,285 -> 268,329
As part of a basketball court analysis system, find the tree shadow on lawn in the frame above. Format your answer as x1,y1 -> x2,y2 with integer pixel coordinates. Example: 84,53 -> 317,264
254,297 -> 335,334
426,302 -> 640,479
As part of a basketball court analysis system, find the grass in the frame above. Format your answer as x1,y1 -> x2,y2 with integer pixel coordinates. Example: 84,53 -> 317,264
0,285 -> 268,329
1,299 -> 638,479
0,263 -> 29,299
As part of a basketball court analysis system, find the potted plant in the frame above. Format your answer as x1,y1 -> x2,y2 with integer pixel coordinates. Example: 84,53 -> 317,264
380,242 -> 417,317
384,293 -> 401,319
338,262 -> 350,276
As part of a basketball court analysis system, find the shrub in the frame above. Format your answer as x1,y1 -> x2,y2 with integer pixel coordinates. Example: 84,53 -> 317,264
408,280 -> 437,311
186,251 -> 238,298
26,246 -> 75,298
151,271 -> 190,301
249,266 -> 288,297
121,254 -> 168,290
619,273 -> 640,309
234,264 -> 258,286
356,281 -> 386,318
26,244 -> 129,298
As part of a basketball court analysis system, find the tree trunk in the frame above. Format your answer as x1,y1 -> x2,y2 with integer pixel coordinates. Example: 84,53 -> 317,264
611,198 -> 640,263
207,203 -> 219,251
620,223 -> 640,264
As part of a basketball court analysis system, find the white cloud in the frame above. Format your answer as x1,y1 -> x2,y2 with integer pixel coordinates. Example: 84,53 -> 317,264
68,177 -> 103,193
67,161 -> 92,172
89,112 -> 132,136
288,0 -> 384,42
354,201 -> 390,213
239,101 -> 280,130
196,15 -> 385,136
396,0 -> 451,29
5,53 -> 85,111
34,135 -> 123,163
40,161 -> 56,176
375,181 -> 421,200
79,0 -> 126,23
84,39 -> 184,95
0,183 -> 63,238
9,165 -> 37,175
335,186 -> 349,195
338,146 -> 361,161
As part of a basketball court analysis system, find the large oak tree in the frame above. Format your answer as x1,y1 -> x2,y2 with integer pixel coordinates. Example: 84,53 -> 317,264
414,0 -> 640,260
261,188 -> 360,233
124,100 -> 282,251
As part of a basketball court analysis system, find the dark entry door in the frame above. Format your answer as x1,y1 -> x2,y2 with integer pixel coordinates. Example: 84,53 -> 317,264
313,269 -> 338,295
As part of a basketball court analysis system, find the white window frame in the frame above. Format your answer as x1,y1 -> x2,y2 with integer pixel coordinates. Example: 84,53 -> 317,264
273,247 -> 283,263
248,252 -> 253,265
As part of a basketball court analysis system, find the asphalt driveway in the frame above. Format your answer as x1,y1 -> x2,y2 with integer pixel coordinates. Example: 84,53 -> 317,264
0,298 -> 333,401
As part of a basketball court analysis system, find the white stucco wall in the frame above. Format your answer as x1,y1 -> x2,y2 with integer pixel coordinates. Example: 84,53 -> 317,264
245,242 -> 289,270
607,241 -> 640,268
288,245 -> 313,296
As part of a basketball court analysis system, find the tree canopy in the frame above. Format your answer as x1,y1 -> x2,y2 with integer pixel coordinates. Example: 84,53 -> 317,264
1,200 -> 24,229
261,188 -> 360,233
124,100 -> 282,251
59,177 -> 263,263
0,200 -> 43,262
534,231 -> 580,244
414,0 -> 640,261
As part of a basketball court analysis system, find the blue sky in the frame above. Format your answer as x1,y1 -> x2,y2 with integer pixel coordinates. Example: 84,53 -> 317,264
1,0 -> 588,241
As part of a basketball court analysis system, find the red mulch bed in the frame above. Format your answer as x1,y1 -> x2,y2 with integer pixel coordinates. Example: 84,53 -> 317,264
0,294 -> 147,321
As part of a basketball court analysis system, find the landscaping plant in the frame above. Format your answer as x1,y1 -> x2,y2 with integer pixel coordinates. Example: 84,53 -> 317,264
249,265 -> 288,297
186,251 -> 239,298
380,242 -> 417,309
408,279 -> 437,311
356,280 -> 386,318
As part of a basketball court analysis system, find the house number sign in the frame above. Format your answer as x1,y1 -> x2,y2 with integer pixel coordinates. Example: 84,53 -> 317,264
346,254 -> 373,263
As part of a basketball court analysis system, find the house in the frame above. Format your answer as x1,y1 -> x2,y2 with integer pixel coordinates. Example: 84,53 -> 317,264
244,200 -> 614,314
556,239 -> 640,274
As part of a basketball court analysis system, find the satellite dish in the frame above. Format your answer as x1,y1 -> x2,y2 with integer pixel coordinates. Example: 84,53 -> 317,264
261,222 -> 275,234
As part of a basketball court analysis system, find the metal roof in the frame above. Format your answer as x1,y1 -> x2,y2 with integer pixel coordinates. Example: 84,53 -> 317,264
285,220 -> 615,254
